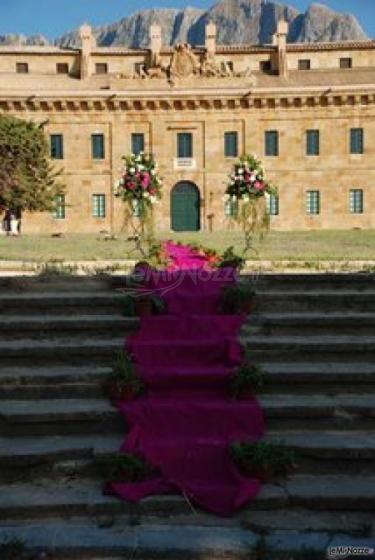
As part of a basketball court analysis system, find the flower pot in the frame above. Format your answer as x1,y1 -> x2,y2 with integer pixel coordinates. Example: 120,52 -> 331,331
241,298 -> 253,314
134,297 -> 153,316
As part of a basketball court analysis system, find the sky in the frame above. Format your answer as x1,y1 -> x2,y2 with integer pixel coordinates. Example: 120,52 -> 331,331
0,0 -> 374,39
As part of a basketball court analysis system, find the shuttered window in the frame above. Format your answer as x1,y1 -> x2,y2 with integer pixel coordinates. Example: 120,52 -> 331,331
177,133 -> 193,158
350,128 -> 364,154
131,133 -> 145,155
266,194 -> 279,216
306,191 -> 320,215
349,189 -> 363,214
224,132 -> 238,157
92,194 -> 106,218
50,134 -> 64,159
91,134 -> 105,159
52,195 -> 65,219
306,130 -> 320,156
265,131 -> 279,156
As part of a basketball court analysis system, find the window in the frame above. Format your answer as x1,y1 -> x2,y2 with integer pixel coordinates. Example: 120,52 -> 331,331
265,130 -> 279,157
298,59 -> 311,71
177,133 -> 193,158
50,134 -> 64,160
306,130 -> 320,156
56,63 -> 69,74
92,194 -> 106,218
131,133 -> 145,155
224,132 -> 238,158
340,57 -> 352,69
350,128 -> 364,154
306,191 -> 320,215
16,62 -> 29,74
349,189 -> 363,214
53,195 -> 65,219
259,60 -> 271,73
95,63 -> 108,75
91,134 -> 105,159
266,194 -> 279,216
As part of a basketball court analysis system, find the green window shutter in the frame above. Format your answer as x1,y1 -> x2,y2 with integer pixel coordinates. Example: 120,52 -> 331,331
266,194 -> 279,216
131,133 -> 145,155
92,194 -> 106,218
50,134 -> 64,159
265,131 -> 279,156
306,130 -> 319,156
224,132 -> 238,157
52,195 -> 65,219
350,128 -> 363,154
177,133 -> 193,158
349,189 -> 363,214
92,134 -> 105,159
306,191 -> 320,215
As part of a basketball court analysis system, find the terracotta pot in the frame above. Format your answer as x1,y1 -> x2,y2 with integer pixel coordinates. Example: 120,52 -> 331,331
108,384 -> 136,401
134,297 -> 153,317
241,298 -> 253,314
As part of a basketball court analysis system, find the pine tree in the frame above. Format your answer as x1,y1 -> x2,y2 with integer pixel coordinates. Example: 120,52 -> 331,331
0,114 -> 64,213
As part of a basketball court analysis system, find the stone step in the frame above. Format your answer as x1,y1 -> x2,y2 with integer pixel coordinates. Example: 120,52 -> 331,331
0,475 -> 374,522
1,335 -> 374,367
0,519 -> 360,560
253,291 -> 375,312
0,292 -> 123,315
1,395 -> 374,436
0,363 -> 374,399
0,315 -> 137,339
245,312 -> 375,335
0,431 -> 373,478
111,272 -> 375,291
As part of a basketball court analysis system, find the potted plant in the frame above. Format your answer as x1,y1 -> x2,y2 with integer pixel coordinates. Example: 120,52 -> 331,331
231,441 -> 296,482
219,282 -> 256,314
231,364 -> 265,399
105,351 -> 144,401
219,246 -> 245,271
98,453 -> 153,483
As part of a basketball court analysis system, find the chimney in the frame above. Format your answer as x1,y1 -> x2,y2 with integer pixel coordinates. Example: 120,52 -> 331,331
276,20 -> 288,78
205,22 -> 216,57
150,24 -> 162,65
79,23 -> 96,80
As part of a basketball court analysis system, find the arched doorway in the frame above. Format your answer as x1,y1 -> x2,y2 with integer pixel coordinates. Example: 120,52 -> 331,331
171,181 -> 200,232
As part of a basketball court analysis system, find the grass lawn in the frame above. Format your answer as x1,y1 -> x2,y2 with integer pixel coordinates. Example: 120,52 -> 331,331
0,230 -> 374,263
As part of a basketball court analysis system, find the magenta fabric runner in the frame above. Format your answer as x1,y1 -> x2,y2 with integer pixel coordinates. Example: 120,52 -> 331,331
106,242 -> 265,516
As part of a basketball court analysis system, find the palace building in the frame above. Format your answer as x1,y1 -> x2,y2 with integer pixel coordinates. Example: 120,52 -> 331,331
0,21 -> 374,233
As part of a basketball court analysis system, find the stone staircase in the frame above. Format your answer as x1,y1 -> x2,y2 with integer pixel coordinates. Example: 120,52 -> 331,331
0,274 -> 374,559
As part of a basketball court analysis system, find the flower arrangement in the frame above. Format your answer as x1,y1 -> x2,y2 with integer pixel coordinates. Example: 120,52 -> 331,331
231,441 -> 297,482
231,364 -> 265,398
98,453 -> 154,483
224,154 -> 277,204
104,351 -> 144,401
114,152 -> 162,218
218,246 -> 246,271
219,282 -> 256,314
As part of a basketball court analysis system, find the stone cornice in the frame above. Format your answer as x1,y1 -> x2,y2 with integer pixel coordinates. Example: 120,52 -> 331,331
0,86 -> 374,112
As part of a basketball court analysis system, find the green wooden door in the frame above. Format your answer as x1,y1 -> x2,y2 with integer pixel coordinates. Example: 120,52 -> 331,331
171,182 -> 200,232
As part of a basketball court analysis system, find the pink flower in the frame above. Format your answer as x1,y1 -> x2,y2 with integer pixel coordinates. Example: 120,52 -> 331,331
254,181 -> 265,191
127,182 -> 136,191
140,172 -> 150,189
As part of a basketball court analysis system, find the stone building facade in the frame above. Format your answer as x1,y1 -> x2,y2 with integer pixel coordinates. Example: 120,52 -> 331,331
0,21 -> 374,233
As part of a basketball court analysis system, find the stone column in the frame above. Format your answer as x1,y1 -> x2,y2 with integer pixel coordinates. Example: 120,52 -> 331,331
275,20 -> 288,78
79,23 -> 96,80
205,22 -> 216,57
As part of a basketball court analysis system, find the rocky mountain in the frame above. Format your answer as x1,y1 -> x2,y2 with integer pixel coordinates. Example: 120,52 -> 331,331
0,1 -> 369,49
0,33 -> 49,46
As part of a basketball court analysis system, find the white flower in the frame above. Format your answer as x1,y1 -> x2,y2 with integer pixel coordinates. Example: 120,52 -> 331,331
138,164 -> 145,171
151,169 -> 156,176
222,194 -> 230,202
243,194 -> 250,202
144,192 -> 150,199
150,196 -> 157,204
231,195 -> 237,202
129,167 -> 135,174
238,168 -> 244,175
250,174 -> 256,182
